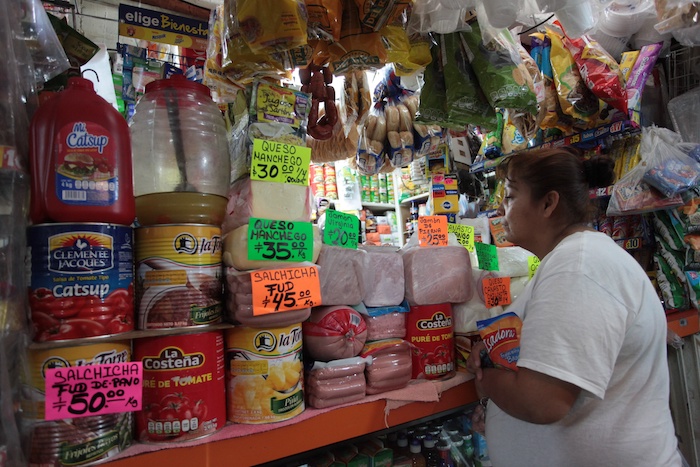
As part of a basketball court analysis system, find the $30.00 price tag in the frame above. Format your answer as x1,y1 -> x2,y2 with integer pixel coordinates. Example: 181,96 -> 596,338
323,210 -> 358,249
44,362 -> 143,420
247,218 -> 313,262
250,139 -> 311,186
482,277 -> 512,308
418,216 -> 448,247
251,266 -> 321,315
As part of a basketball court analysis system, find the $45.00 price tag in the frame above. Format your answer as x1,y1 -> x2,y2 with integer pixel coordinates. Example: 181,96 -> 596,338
323,210 -> 359,249
250,139 -> 311,186
247,218 -> 313,262
251,266 -> 321,315
482,277 -> 512,308
418,216 -> 448,247
44,362 -> 143,420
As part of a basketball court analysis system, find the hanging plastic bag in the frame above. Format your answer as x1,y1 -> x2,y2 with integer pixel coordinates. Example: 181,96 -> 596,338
641,126 -> 700,198
20,0 -> 70,84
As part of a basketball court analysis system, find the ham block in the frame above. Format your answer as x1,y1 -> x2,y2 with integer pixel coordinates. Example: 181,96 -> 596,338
360,339 -> 412,395
359,246 -> 405,307
317,245 -> 366,306
223,224 -> 322,269
222,176 -> 312,234
401,245 -> 474,305
303,306 -> 368,361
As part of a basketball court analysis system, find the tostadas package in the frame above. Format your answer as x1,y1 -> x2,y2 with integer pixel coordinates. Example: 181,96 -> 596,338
477,311 -> 522,371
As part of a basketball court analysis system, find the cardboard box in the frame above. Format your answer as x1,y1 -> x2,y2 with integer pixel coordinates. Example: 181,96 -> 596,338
356,438 -> 393,467
667,309 -> 700,338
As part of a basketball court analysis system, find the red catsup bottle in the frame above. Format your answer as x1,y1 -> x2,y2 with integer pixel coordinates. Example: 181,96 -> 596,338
29,76 -> 135,224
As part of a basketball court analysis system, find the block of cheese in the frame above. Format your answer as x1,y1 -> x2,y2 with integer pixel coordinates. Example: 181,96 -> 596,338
317,245 -> 366,306
222,176 -> 312,234
401,245 -> 473,305
223,224 -> 322,269
359,246 -> 404,307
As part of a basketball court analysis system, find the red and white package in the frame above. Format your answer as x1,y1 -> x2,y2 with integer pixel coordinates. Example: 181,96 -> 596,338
360,338 -> 412,395
303,306 -> 368,361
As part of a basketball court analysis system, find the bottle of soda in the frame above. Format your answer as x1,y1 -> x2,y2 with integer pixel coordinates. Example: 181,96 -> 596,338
409,438 -> 426,467
423,435 -> 440,467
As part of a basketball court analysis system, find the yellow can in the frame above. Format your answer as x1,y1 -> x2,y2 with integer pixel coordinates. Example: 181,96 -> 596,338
135,224 -> 223,329
225,325 -> 305,424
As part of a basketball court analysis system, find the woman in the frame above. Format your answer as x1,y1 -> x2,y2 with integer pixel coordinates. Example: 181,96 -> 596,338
466,147 -> 681,466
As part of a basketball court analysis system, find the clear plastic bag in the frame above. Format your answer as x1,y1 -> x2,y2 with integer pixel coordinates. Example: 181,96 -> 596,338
641,126 -> 700,197
18,0 -> 70,84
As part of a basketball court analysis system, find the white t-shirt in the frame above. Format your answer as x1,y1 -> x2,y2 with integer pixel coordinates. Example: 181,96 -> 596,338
485,231 -> 681,466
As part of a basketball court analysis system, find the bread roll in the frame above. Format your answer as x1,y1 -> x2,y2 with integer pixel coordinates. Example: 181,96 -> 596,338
397,104 -> 412,132
385,106 -> 400,132
372,115 -> 387,142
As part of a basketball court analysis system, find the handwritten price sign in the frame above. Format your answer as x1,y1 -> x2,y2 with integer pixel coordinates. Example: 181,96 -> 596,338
251,266 -> 321,315
247,218 -> 313,262
324,210 -> 359,249
475,242 -> 499,271
250,139 -> 311,186
447,223 -> 475,251
528,256 -> 541,279
45,362 -> 142,420
418,216 -> 448,247
482,277 -> 512,308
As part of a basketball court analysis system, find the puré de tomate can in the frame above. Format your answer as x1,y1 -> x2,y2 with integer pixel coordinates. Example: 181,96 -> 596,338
27,223 -> 134,343
135,224 -> 223,330
23,341 -> 133,467
225,325 -> 304,424
406,303 -> 456,381
133,330 -> 226,443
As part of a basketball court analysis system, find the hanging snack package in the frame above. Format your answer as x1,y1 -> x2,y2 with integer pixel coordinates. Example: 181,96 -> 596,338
619,50 -> 640,84
357,111 -> 388,175
460,21 -> 538,115
626,42 -> 664,125
354,0 -> 411,31
476,311 -> 522,371
204,6 -> 240,101
546,26 -> 600,127
641,126 -> 700,198
442,32 -> 497,130
530,33 -> 574,133
385,101 -> 415,168
328,0 -> 388,74
415,42 -> 451,128
305,0 -> 343,42
235,0 -> 308,54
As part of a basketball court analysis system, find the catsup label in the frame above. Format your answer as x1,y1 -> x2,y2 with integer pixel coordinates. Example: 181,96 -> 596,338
477,312 -> 522,371
406,304 -> 455,380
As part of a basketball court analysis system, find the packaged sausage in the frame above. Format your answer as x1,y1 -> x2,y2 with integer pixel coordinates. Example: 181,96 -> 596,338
360,338 -> 412,394
303,305 -> 368,361
305,356 -> 369,408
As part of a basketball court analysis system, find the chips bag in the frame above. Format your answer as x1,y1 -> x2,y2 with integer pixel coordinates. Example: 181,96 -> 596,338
477,311 -> 522,371
236,0 -> 308,54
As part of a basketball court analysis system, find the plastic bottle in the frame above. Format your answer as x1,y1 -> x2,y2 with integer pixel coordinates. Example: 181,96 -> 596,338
423,435 -> 440,467
396,432 -> 411,459
29,76 -> 135,224
437,440 -> 455,467
129,75 -> 230,226
449,435 -> 468,467
461,432 -> 475,460
409,438 -> 427,467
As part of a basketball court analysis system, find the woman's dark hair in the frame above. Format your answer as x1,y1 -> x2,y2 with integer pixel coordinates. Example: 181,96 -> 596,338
496,147 -> 615,224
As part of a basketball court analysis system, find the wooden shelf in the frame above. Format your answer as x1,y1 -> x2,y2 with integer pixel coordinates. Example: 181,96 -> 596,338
105,379 -> 477,466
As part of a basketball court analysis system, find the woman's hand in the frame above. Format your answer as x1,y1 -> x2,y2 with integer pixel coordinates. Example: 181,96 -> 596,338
466,340 -> 486,379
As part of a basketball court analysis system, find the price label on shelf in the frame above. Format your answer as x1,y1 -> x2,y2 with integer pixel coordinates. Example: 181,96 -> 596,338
247,218 -> 313,262
250,138 -> 311,186
323,210 -> 359,249
475,242 -> 499,271
251,266 -> 321,315
418,216 -> 448,247
528,255 -> 540,279
447,223 -> 475,251
44,362 -> 143,420
482,277 -> 511,308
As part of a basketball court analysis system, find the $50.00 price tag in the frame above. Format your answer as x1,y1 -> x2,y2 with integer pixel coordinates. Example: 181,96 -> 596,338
323,210 -> 359,249
250,139 -> 311,186
482,277 -> 512,308
248,218 -> 313,262
44,362 -> 143,420
418,216 -> 448,247
251,266 -> 321,315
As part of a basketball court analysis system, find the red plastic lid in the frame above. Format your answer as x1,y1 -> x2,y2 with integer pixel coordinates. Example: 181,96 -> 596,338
145,74 -> 211,98
67,76 -> 95,91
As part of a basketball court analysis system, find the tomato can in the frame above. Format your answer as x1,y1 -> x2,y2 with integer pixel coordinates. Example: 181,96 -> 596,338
23,341 -> 133,466
225,325 -> 305,424
27,223 -> 135,343
133,330 -> 226,443
135,224 -> 223,330
406,303 -> 456,381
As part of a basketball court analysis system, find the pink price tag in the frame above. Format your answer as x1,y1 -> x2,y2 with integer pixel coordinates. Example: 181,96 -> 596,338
44,362 -> 143,420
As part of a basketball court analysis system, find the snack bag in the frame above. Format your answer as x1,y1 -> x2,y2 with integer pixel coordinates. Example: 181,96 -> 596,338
415,43 -> 452,128
477,311 -> 522,371
305,0 -> 342,41
328,0 -> 387,73
236,0 -> 308,54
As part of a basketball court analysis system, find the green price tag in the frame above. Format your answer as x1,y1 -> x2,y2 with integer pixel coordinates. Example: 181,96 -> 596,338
247,218 -> 313,262
475,242 -> 499,271
324,210 -> 359,249
528,255 -> 541,279
447,224 -> 475,252
250,138 -> 311,186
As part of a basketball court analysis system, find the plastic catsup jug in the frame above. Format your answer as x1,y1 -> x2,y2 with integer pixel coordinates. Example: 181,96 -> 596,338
29,76 -> 135,225
129,75 -> 230,226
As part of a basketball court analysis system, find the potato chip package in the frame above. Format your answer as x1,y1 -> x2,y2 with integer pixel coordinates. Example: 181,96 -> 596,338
477,311 -> 522,371
530,33 -> 575,133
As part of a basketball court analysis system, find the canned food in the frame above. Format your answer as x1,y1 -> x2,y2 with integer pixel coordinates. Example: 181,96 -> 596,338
134,331 -> 226,443
135,224 -> 223,329
225,325 -> 304,424
23,342 -> 132,466
27,223 -> 134,343
406,303 -> 456,381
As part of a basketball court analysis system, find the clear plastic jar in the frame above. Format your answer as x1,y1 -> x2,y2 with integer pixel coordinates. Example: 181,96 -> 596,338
130,75 -> 230,225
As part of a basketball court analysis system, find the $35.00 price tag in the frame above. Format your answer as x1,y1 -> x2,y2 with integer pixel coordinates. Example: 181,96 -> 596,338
323,210 -> 358,249
482,277 -> 512,308
418,216 -> 448,247
44,362 -> 143,420
250,139 -> 311,186
247,218 -> 313,262
251,266 -> 321,315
